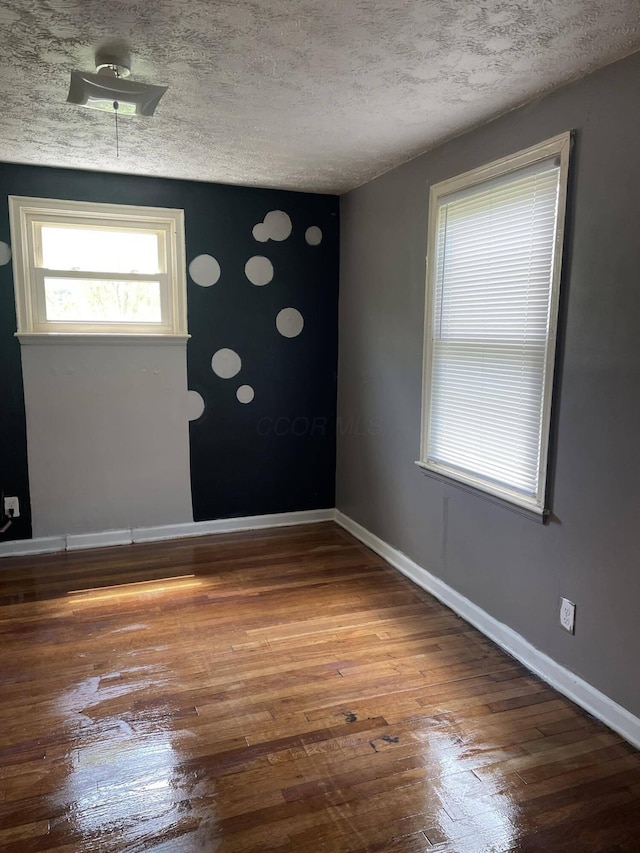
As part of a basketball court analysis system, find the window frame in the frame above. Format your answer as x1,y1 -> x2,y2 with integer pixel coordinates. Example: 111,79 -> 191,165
417,132 -> 572,515
8,196 -> 188,341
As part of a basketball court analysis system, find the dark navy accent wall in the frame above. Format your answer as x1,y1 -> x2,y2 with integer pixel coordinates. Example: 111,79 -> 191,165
0,162 -> 338,539
0,193 -> 31,540
187,190 -> 338,519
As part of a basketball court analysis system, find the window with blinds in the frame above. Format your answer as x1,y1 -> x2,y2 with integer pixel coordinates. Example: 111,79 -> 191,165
419,134 -> 571,514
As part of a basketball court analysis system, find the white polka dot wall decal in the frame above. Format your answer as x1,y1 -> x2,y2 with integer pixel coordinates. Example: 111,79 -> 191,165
236,384 -> 255,404
252,223 -> 268,243
276,307 -> 304,338
245,255 -> 274,286
211,348 -> 242,379
0,242 -> 11,265
187,390 -> 205,421
252,210 -> 292,243
305,226 -> 322,246
189,254 -> 221,287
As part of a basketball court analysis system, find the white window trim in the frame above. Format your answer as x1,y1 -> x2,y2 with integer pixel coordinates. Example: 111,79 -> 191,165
417,132 -> 572,516
8,196 -> 189,342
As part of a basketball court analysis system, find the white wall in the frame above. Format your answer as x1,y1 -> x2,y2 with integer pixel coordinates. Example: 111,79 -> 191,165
20,341 -> 193,537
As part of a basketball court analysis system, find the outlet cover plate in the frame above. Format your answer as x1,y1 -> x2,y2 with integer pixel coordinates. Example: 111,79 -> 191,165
3,497 -> 20,518
560,597 -> 576,633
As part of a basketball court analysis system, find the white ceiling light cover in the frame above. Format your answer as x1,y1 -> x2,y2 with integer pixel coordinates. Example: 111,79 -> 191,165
67,71 -> 168,116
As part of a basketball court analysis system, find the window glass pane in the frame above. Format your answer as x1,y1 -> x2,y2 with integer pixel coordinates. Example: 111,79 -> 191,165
44,278 -> 162,324
40,226 -> 161,274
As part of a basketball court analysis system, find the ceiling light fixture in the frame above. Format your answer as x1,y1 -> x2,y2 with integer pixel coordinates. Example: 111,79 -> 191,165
67,49 -> 168,117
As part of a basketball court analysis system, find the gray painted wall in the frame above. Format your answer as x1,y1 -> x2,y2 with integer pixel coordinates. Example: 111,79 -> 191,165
21,343 -> 193,537
337,51 -> 640,717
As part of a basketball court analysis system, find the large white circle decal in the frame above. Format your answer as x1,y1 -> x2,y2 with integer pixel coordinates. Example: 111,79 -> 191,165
187,390 -> 205,421
236,385 -> 255,404
189,254 -> 221,287
211,348 -> 242,378
276,308 -> 304,338
305,226 -> 322,246
0,242 -> 11,265
245,256 -> 274,286
252,210 -> 292,243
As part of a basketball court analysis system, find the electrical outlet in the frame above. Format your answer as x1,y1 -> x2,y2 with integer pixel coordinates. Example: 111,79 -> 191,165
3,497 -> 20,518
560,597 -> 575,634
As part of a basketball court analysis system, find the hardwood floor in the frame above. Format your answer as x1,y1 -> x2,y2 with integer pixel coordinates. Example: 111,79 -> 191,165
0,522 -> 639,852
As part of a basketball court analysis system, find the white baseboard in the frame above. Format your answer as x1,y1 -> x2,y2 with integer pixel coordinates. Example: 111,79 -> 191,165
0,535 -> 66,558
132,508 -> 335,543
66,529 -> 133,551
335,509 -> 640,750
0,508 -> 335,560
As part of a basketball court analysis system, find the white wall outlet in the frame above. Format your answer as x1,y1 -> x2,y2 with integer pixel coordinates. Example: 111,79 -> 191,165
560,597 -> 576,633
3,497 -> 20,518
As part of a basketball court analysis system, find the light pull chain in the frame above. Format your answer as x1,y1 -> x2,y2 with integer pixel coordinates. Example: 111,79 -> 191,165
113,100 -> 120,158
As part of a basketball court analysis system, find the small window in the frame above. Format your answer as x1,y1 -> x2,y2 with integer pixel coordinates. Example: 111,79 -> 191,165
9,197 -> 187,339
419,133 -> 571,514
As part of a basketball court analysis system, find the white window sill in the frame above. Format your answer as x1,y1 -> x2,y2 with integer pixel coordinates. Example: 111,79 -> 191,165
16,332 -> 191,347
414,460 -> 550,523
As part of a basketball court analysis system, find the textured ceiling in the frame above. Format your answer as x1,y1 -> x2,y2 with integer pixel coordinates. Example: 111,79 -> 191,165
0,1 -> 639,194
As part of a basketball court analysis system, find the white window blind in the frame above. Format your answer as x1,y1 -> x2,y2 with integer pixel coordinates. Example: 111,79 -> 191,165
420,135 -> 570,513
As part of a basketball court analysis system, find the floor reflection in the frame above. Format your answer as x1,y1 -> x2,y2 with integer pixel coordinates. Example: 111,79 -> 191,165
51,661 -> 218,850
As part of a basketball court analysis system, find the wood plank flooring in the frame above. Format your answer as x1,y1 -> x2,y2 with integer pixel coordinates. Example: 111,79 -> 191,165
0,522 -> 639,852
